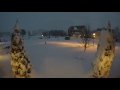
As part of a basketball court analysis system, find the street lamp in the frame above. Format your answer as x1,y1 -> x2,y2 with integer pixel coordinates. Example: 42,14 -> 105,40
93,33 -> 96,45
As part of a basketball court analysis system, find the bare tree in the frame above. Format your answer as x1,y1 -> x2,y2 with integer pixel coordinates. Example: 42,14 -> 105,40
84,24 -> 90,51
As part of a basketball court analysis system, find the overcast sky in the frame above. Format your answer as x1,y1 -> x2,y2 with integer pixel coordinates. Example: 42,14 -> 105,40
0,12 -> 120,32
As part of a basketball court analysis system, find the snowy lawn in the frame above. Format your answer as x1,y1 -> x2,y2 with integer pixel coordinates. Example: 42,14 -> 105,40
0,36 -> 120,78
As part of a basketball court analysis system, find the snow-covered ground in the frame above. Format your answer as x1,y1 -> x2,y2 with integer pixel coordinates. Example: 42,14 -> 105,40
0,36 -> 120,78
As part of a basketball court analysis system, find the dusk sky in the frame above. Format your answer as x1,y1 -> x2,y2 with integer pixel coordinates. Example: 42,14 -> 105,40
0,12 -> 120,32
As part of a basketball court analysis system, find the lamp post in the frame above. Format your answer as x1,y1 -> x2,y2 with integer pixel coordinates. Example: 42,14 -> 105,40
93,33 -> 95,45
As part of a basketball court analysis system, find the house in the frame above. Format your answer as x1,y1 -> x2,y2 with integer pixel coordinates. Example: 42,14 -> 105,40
68,26 -> 87,37
96,28 -> 103,39
92,28 -> 120,41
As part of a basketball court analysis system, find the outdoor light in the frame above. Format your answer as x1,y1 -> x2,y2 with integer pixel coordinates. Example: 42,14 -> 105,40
93,33 -> 96,45
93,33 -> 96,38
41,35 -> 43,37
93,33 -> 95,36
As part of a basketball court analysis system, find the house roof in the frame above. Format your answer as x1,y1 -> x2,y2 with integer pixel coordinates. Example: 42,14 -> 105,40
68,26 -> 86,32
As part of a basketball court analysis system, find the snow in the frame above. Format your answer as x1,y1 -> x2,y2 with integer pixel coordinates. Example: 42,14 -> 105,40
0,42 -> 10,55
74,27 -> 78,30
89,30 -> 115,78
9,20 -> 32,78
0,36 -> 120,78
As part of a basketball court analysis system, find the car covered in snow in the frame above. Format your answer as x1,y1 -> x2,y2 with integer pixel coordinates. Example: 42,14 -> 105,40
65,36 -> 70,40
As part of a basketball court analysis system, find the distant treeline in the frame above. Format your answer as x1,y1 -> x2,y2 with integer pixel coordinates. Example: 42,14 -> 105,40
27,29 -> 67,37
43,30 -> 67,37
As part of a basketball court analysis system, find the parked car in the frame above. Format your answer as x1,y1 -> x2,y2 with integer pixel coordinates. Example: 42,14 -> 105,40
65,36 -> 70,40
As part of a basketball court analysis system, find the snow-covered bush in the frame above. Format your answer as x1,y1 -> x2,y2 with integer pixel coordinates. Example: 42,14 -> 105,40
9,20 -> 32,78
90,21 -> 115,78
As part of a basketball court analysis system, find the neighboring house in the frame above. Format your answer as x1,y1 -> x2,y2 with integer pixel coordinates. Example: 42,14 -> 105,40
92,28 -> 108,39
92,28 -> 120,42
68,26 -> 87,37
96,28 -> 103,39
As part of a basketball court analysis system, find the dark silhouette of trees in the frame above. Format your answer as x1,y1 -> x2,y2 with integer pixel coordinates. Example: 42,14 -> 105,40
28,31 -> 31,39
49,30 -> 67,37
84,25 -> 91,51
20,29 -> 26,39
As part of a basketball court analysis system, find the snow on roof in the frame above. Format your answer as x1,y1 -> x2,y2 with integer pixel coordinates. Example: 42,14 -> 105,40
74,27 -> 78,30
